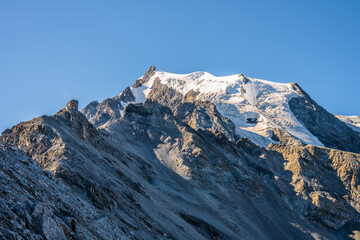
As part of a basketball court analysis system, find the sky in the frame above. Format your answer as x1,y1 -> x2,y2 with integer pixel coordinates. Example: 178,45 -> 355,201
0,0 -> 359,131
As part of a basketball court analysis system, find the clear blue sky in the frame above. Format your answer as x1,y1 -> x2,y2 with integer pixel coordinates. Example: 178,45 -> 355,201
1,0 -> 359,131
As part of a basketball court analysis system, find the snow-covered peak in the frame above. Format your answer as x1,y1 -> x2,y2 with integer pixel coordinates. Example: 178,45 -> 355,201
128,70 -> 324,147
147,70 -> 241,95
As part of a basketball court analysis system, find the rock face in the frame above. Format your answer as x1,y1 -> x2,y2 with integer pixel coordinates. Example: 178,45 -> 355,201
173,100 -> 236,142
81,86 -> 136,128
289,83 -> 360,153
1,67 -> 360,239
271,127 -> 305,147
31,203 -> 67,240
132,66 -> 156,88
66,100 -> 78,111
268,143 -> 360,229
146,77 -> 184,109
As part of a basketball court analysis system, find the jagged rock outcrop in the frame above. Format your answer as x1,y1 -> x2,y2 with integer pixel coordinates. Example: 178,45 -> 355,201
81,86 -> 137,128
146,77 -> 184,110
132,66 -> 156,88
66,100 -> 78,110
268,143 -> 360,229
82,98 -> 122,128
30,203 -> 67,240
271,128 -> 305,147
1,106 -> 99,171
174,100 -> 236,142
289,83 -> 360,153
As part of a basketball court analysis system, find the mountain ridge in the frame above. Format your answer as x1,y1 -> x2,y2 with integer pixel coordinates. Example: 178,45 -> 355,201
83,66 -> 360,153
1,66 -> 360,239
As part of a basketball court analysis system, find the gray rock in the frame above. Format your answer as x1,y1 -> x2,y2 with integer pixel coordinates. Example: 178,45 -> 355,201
289,83 -> 360,153
174,100 -> 236,142
31,203 -> 66,240
132,66 -> 156,88
271,128 -> 305,147
146,77 -> 184,110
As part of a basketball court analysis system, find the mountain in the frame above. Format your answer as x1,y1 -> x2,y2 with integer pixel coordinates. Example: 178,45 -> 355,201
1,66 -> 360,239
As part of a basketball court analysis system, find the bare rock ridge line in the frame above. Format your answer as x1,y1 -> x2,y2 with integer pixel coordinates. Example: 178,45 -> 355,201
1,66 -> 360,239
132,65 -> 157,88
82,86 -> 136,128
289,83 -> 360,153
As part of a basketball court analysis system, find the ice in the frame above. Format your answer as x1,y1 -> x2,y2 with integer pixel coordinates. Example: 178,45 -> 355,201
130,85 -> 147,103
132,70 -> 325,147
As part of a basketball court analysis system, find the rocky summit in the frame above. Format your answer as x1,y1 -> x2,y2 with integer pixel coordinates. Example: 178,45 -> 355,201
1,66 -> 360,240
